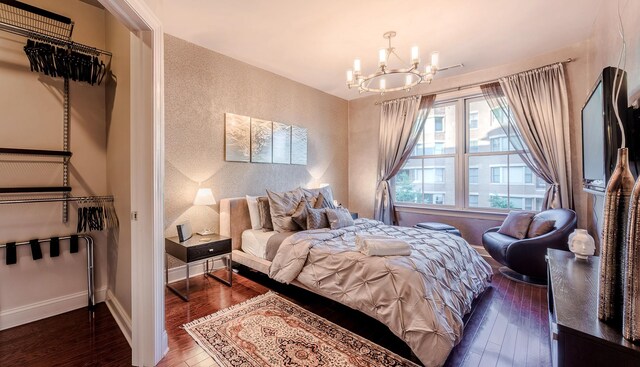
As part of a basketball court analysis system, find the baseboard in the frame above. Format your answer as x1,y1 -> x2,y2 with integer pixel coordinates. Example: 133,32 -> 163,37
167,258 -> 225,284
105,289 -> 132,346
0,287 -> 107,331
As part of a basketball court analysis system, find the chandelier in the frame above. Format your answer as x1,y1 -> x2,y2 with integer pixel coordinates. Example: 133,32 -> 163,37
346,31 -> 463,94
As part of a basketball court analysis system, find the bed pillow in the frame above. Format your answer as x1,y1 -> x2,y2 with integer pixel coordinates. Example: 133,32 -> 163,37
303,186 -> 336,209
267,188 -> 304,232
307,207 -> 329,229
257,196 -> 273,231
498,211 -> 535,240
527,217 -> 556,238
245,195 -> 261,230
313,192 -> 327,209
291,198 -> 311,230
325,207 -> 355,229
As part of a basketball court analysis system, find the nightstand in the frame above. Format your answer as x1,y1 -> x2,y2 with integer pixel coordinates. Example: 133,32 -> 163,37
165,233 -> 232,301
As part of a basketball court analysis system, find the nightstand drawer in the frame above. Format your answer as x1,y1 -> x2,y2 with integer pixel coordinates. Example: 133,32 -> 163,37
187,239 -> 231,262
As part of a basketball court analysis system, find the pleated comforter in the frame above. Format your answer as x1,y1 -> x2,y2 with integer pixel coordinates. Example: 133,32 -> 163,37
269,219 -> 493,367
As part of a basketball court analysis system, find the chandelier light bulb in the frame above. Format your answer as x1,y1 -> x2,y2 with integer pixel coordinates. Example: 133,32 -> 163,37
378,49 -> 387,67
411,46 -> 419,64
405,75 -> 412,86
353,59 -> 361,73
425,64 -> 432,75
380,78 -> 386,90
431,52 -> 439,69
347,70 -> 354,83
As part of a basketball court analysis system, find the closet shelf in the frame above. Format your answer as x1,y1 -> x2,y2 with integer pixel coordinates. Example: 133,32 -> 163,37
0,147 -> 72,157
0,186 -> 71,194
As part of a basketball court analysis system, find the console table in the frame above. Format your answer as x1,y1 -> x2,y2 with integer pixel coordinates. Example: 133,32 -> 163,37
547,249 -> 640,366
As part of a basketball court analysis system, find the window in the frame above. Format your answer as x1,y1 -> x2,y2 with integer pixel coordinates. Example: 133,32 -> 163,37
394,102 -> 456,206
469,140 -> 479,153
490,136 -> 510,152
469,111 -> 478,129
395,96 -> 546,211
434,116 -> 444,132
469,168 -> 479,184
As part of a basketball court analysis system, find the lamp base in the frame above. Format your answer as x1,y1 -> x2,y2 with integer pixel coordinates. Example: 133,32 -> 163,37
197,229 -> 215,236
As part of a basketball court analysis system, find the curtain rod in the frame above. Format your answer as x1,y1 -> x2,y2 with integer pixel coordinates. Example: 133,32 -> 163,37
375,58 -> 574,105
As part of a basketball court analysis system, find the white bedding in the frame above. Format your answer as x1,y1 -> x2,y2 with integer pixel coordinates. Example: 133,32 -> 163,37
241,229 -> 277,260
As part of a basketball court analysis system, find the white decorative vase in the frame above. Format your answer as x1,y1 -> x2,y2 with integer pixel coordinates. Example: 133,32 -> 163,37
568,229 -> 596,260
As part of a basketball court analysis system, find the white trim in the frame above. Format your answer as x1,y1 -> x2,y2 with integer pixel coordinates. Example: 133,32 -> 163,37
105,289 -> 132,346
395,204 -> 508,220
98,1 -> 165,365
0,288 -> 107,331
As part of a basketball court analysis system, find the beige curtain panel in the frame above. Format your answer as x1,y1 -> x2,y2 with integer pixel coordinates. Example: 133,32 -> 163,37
374,94 -> 436,225
481,63 -> 573,210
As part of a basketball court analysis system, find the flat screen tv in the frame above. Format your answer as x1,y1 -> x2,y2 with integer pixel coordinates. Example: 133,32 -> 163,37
582,66 -> 632,192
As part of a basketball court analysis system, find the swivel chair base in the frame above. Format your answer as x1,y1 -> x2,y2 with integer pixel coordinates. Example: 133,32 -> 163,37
499,267 -> 547,287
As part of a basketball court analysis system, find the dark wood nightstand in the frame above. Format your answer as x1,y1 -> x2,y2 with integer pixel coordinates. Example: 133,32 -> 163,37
165,233 -> 232,301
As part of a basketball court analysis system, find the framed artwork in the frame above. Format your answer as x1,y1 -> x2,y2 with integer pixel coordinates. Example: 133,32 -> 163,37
272,122 -> 291,164
251,118 -> 273,163
291,125 -> 308,165
225,113 -> 250,162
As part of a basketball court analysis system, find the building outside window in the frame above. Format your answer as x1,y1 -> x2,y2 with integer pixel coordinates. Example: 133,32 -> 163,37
395,96 -> 546,211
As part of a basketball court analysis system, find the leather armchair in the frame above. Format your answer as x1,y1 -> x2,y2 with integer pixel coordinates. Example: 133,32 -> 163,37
482,209 -> 577,284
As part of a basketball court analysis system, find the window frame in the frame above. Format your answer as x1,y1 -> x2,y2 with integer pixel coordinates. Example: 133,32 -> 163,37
394,94 -> 545,213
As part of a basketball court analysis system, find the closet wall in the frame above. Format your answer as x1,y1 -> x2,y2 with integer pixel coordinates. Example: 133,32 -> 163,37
0,0 -> 132,330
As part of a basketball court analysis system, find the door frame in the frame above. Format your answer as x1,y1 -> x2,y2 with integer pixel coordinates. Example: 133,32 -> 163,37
98,0 -> 165,365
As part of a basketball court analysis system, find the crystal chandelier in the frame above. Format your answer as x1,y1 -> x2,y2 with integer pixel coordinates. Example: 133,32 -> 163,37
346,31 -> 463,94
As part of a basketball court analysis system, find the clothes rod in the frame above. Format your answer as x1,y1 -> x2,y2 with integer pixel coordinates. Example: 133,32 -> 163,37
0,21 -> 111,57
0,195 -> 113,205
375,58 -> 574,105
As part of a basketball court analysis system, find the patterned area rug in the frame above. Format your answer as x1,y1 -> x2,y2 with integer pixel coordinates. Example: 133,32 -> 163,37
184,292 -> 419,367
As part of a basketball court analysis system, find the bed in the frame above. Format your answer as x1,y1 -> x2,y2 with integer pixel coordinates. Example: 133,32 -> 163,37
220,197 -> 493,367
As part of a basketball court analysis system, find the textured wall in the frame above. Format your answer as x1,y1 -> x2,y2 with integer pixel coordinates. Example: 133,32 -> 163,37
586,0 -> 640,244
164,34 -> 349,238
348,42 -> 591,240
105,12 -> 133,319
0,1 -> 108,315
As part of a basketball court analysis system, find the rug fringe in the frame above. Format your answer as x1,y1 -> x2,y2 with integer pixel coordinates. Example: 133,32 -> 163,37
182,291 -> 277,330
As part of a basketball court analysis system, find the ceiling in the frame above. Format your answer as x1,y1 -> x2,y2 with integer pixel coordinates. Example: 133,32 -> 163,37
160,0 -> 603,101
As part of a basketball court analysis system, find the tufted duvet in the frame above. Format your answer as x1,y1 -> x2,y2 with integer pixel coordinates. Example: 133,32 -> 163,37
269,218 -> 493,367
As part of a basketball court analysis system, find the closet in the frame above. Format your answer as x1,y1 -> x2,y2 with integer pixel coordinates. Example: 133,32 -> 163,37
0,0 -> 132,332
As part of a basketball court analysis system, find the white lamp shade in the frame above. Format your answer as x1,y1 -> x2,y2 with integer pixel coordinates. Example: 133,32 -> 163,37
193,188 -> 216,206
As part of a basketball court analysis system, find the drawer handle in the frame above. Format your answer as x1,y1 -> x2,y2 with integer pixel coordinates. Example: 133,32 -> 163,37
208,249 -> 214,253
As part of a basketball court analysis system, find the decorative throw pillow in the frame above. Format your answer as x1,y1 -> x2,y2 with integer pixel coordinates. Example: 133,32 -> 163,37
291,199 -> 311,230
246,195 -> 261,230
313,192 -> 327,209
325,207 -> 355,229
303,186 -> 336,209
498,211 -> 536,240
307,207 -> 329,229
257,196 -> 273,231
267,188 -> 304,232
527,217 -> 556,238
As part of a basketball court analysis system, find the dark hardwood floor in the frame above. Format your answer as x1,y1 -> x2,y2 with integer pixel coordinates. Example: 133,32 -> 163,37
0,269 -> 550,367
0,303 -> 131,366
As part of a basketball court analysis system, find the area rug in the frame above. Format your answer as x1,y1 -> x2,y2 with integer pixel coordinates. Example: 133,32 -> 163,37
183,291 -> 419,367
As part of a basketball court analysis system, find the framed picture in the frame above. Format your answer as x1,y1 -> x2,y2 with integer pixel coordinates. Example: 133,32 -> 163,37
291,125 -> 308,165
251,118 -> 273,163
225,113 -> 250,162
272,122 -> 291,164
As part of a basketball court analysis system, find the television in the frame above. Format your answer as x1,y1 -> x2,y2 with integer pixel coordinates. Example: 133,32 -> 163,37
581,66 -> 635,192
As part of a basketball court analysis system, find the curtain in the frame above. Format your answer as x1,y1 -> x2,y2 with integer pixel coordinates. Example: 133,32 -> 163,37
374,94 -> 436,224
480,63 -> 573,209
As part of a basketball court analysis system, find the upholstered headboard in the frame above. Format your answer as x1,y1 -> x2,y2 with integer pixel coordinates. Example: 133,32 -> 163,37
219,197 -> 252,251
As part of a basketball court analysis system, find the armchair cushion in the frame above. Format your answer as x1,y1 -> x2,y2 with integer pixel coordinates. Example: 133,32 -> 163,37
498,211 -> 535,239
527,217 -> 556,238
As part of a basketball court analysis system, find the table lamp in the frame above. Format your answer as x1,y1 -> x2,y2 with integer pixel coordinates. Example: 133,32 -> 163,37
193,187 -> 216,235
